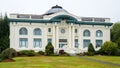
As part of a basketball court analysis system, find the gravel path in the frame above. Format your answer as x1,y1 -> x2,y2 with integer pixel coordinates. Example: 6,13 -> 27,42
79,56 -> 120,67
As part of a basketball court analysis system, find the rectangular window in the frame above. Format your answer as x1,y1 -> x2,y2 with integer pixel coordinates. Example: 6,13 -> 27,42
19,38 -> 28,48
75,29 -> 77,33
96,40 -> 102,48
48,28 -> 51,32
34,39 -> 42,48
83,39 -> 90,48
75,39 -> 78,48
48,38 -> 52,43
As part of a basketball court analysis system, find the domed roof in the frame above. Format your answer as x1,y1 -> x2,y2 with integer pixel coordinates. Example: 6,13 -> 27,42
44,5 -> 68,15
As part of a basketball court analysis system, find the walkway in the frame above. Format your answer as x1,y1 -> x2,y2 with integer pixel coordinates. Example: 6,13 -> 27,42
79,56 -> 120,67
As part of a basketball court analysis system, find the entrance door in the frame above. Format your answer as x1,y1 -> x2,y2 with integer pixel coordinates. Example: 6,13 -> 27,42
59,39 -> 67,48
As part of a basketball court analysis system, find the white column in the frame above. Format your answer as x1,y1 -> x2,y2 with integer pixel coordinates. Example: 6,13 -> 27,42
68,25 -> 71,48
56,26 -> 59,49
52,25 -> 56,48
28,25 -> 33,49
71,26 -> 75,48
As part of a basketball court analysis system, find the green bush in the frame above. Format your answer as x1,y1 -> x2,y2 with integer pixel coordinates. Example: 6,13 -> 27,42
0,54 -> 4,62
87,52 -> 94,56
38,51 -> 44,55
1,48 -> 17,59
88,43 -> 95,53
115,49 -> 120,56
45,42 -> 54,56
99,41 -> 118,55
87,43 -> 95,56
19,50 -> 36,56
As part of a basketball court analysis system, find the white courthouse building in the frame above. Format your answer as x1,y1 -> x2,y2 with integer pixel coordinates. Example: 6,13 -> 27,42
9,5 -> 113,53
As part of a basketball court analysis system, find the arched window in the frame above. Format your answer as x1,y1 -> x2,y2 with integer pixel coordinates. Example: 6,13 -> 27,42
96,30 -> 103,37
19,27 -> 28,35
83,30 -> 90,37
34,28 -> 41,35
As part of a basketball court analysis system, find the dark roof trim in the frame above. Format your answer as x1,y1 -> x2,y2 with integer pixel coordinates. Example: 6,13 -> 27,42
50,15 -> 78,21
8,18 -> 50,23
8,18 -> 113,26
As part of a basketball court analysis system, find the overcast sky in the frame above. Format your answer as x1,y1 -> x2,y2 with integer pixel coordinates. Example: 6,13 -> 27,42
0,0 -> 120,22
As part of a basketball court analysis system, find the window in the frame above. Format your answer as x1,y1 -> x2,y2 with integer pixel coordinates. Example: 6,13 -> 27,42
83,39 -> 90,48
48,28 -> 51,32
83,30 -> 90,37
75,39 -> 78,48
96,30 -> 103,37
34,28 -> 41,35
19,27 -> 28,35
34,39 -> 42,48
19,38 -> 28,48
75,29 -> 77,33
48,38 -> 52,43
96,40 -> 102,48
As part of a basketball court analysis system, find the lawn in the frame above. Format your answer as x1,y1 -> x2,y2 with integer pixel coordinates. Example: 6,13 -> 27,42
0,56 -> 120,68
87,56 -> 120,64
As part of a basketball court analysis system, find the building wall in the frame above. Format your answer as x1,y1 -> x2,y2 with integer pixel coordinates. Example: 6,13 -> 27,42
10,21 -> 111,53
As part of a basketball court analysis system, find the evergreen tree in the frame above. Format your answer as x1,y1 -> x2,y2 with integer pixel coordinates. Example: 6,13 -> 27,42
88,43 -> 95,53
0,14 -> 9,53
45,42 -> 54,56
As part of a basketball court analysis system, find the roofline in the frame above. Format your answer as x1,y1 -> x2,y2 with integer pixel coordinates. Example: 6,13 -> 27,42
8,18 -> 113,26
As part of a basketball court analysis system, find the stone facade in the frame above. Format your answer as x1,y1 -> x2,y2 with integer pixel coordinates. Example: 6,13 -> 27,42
9,5 -> 112,53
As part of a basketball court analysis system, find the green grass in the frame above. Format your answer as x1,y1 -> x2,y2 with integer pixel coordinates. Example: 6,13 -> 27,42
87,55 -> 120,64
0,56 -> 120,68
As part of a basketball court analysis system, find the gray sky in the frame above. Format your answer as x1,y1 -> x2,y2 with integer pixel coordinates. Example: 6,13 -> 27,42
0,0 -> 120,22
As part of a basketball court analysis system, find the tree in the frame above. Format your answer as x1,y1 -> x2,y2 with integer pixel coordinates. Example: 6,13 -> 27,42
45,42 -> 54,56
0,14 -> 9,53
99,41 -> 118,55
88,43 -> 95,53
111,22 -> 120,49
87,43 -> 95,56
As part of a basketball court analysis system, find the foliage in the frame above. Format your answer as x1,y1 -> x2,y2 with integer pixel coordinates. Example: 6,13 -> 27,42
111,22 -> 120,42
87,52 -> 94,56
1,48 -> 17,59
87,43 -> 95,56
19,50 -> 36,56
116,38 -> 120,49
76,52 -> 87,56
38,51 -> 44,55
59,50 -> 70,56
111,22 -> 120,49
0,54 -> 4,62
0,14 -> 9,53
114,49 -> 120,56
99,41 -> 118,55
45,42 -> 54,56
88,43 -> 95,53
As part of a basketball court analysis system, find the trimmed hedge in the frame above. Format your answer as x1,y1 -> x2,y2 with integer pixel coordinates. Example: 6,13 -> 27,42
2,48 -> 17,59
19,50 -> 36,56
38,51 -> 44,55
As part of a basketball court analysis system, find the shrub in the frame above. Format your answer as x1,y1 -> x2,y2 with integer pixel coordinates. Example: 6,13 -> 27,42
87,43 -> 95,56
45,42 -> 54,56
38,51 -> 44,55
87,52 -> 94,56
99,41 -> 118,55
58,50 -> 70,56
115,49 -> 120,56
19,50 -> 36,56
0,54 -> 4,62
1,48 -> 17,59
76,52 -> 87,56
88,43 -> 95,53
